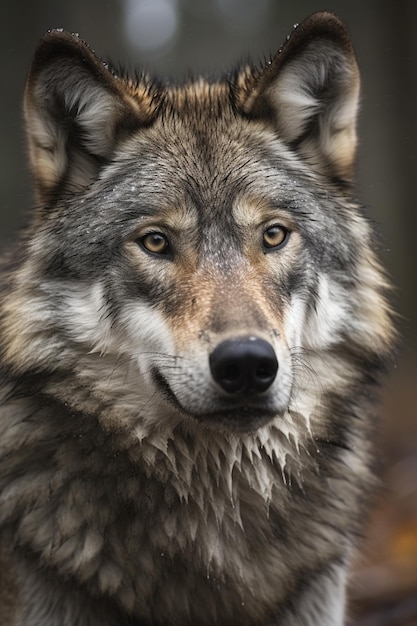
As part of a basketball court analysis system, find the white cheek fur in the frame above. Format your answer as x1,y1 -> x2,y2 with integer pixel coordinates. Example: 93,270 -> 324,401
302,275 -> 351,350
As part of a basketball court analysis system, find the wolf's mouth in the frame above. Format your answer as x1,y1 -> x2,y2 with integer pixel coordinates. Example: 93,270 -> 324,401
151,368 -> 278,432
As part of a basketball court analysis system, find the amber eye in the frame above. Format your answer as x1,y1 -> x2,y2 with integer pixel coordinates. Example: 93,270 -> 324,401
262,225 -> 289,251
139,232 -> 171,256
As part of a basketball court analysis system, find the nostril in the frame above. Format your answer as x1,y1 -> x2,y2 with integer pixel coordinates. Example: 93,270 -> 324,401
209,337 -> 278,395
220,363 -> 241,386
257,362 -> 275,381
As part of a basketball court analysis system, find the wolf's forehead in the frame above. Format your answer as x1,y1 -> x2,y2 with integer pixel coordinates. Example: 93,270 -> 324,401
125,116 -> 284,201
106,88 -> 301,226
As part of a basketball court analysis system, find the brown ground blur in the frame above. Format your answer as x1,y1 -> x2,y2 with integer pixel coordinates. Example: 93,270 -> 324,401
351,359 -> 417,625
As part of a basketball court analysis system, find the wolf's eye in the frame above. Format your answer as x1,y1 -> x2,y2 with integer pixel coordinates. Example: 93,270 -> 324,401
263,225 -> 289,251
139,232 -> 171,256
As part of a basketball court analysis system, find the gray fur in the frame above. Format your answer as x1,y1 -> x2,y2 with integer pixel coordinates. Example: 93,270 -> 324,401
0,12 -> 394,626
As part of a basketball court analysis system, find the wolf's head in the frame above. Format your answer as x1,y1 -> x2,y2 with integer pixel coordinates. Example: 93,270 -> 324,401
2,13 -> 392,442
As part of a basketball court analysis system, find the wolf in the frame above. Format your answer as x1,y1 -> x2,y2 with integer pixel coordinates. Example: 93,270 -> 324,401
0,11 -> 394,626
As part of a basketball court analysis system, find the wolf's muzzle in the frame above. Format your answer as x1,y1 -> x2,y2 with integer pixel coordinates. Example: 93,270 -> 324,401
209,337 -> 278,395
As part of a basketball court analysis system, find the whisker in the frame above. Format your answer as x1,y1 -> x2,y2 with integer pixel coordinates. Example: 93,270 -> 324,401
288,345 -> 323,403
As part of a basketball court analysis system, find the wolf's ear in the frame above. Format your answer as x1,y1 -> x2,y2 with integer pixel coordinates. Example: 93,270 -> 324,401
24,31 -> 156,205
243,12 -> 360,182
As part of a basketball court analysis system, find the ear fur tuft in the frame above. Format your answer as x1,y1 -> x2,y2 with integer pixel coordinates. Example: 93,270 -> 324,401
24,31 -> 158,204
242,12 -> 360,182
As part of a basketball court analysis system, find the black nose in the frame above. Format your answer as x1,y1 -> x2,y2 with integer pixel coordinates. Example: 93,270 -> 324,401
209,337 -> 278,395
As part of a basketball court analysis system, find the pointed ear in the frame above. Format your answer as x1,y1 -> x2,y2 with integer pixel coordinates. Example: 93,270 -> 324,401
243,12 -> 360,182
24,31 -> 157,205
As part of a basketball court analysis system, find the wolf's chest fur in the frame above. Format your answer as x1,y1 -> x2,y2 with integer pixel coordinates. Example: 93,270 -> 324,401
0,394 -> 338,624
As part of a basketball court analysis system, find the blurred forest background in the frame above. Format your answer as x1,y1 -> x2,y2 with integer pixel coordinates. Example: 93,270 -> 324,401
1,0 -> 416,623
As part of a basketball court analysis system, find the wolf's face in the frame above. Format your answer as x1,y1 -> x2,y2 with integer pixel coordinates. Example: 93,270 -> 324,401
3,14 -> 392,440
95,111 -> 305,432
24,107 -> 306,432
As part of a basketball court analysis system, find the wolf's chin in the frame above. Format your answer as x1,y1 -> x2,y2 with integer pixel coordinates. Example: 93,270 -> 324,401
192,409 -> 277,434
151,368 -> 279,433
